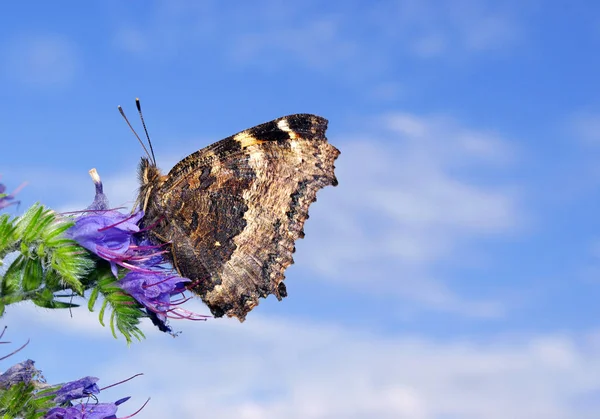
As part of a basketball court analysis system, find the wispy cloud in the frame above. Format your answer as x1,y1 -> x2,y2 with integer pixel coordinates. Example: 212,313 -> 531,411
110,0 -> 525,75
114,27 -> 148,55
300,111 -> 521,317
228,17 -> 359,72
8,306 -> 598,419
570,112 -> 600,146
373,0 -> 523,58
2,34 -> 79,86
121,319 -> 600,419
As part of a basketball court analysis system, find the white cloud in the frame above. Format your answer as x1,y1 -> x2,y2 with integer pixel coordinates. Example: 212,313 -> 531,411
462,14 -> 519,51
110,0 -> 524,76
373,0 -> 522,58
570,112 -> 600,145
228,17 -> 360,71
2,34 -> 79,86
298,111 -> 521,316
119,319 -> 600,419
114,27 -> 149,55
7,307 -> 598,419
411,33 -> 447,58
368,81 -> 405,101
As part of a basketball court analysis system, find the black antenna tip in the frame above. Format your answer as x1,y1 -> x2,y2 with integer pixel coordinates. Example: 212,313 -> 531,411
117,102 -> 153,163
134,98 -> 156,165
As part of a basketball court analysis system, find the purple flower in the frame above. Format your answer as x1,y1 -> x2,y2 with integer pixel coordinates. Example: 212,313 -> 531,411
45,397 -> 130,419
66,169 -> 209,332
120,271 -> 185,311
119,270 -> 192,331
0,359 -> 38,388
86,169 -> 109,211
54,376 -> 100,404
65,171 -> 167,276
65,168 -> 153,276
45,374 -> 140,419
131,236 -> 167,268
66,210 -> 144,276
0,179 -> 26,210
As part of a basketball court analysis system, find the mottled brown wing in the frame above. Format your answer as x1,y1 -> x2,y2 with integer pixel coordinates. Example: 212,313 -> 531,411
147,114 -> 339,321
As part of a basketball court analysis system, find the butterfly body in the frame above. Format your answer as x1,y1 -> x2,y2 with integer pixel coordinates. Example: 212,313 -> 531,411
138,114 -> 339,321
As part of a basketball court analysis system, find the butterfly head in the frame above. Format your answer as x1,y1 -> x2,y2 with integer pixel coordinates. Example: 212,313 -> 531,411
139,157 -> 161,185
137,157 -> 163,212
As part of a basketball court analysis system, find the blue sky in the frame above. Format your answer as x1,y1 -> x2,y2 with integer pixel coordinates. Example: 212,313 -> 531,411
1,1 -> 600,418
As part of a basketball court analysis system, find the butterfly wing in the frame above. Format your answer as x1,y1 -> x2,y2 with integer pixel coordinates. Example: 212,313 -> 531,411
145,114 -> 339,320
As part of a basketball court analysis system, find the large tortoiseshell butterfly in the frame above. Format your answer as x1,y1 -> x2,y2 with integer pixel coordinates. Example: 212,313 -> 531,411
122,99 -> 339,321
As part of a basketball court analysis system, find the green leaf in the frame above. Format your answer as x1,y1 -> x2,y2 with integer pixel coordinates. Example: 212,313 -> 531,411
0,202 -> 149,342
43,269 -> 61,289
88,285 -> 100,310
0,203 -> 95,318
22,258 -> 43,292
1,256 -> 24,296
99,298 -> 108,327
14,205 -> 44,243
30,287 -> 53,307
24,209 -> 53,243
33,298 -> 79,309
0,380 -> 58,419
91,271 -> 146,343
0,214 -> 17,257
41,219 -> 74,242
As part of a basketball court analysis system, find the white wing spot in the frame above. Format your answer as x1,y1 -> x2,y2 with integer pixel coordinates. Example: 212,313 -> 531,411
277,119 -> 291,132
277,119 -> 298,139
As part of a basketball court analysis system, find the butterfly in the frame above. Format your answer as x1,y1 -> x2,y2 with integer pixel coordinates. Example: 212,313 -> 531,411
128,101 -> 339,321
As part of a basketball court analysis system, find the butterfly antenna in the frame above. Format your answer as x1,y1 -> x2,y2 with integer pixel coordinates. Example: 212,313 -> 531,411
136,98 -> 157,165
118,104 -> 153,162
